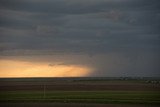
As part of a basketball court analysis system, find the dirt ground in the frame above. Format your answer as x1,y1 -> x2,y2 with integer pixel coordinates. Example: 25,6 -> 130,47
0,79 -> 160,91
0,103 -> 159,107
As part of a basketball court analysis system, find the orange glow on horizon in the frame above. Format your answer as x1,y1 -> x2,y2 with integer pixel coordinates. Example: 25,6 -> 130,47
0,60 -> 91,77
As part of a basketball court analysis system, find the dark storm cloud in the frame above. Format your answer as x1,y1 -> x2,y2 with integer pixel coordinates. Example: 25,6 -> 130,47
0,0 -> 160,53
0,0 -> 160,76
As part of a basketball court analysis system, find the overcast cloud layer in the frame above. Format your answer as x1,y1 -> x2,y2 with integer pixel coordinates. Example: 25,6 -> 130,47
0,0 -> 160,77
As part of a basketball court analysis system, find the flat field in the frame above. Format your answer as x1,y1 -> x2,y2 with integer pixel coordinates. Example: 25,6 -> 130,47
0,77 -> 160,107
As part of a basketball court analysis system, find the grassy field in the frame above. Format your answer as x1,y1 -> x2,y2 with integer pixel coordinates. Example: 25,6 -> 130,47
0,77 -> 160,107
0,91 -> 160,105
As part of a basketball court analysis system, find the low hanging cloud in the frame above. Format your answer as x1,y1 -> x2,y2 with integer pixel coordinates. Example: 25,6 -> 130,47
0,0 -> 160,77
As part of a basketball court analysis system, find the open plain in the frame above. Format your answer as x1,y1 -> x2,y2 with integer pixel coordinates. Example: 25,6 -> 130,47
0,77 -> 160,107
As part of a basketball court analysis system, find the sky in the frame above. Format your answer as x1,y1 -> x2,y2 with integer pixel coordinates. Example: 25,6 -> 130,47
0,0 -> 160,77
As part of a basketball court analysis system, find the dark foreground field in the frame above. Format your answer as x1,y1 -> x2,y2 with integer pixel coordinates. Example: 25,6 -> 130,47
1,103 -> 160,107
0,77 -> 160,107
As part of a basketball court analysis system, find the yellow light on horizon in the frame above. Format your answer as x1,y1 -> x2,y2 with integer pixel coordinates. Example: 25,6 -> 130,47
0,59 -> 91,77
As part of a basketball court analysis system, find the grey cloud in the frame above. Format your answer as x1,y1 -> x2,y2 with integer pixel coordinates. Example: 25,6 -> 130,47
1,0 -> 159,14
0,0 -> 160,77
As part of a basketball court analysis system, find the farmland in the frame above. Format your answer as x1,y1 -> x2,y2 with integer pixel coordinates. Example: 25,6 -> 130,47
0,77 -> 160,107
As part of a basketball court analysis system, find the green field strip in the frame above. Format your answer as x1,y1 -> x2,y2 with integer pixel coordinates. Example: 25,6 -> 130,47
0,91 -> 160,105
